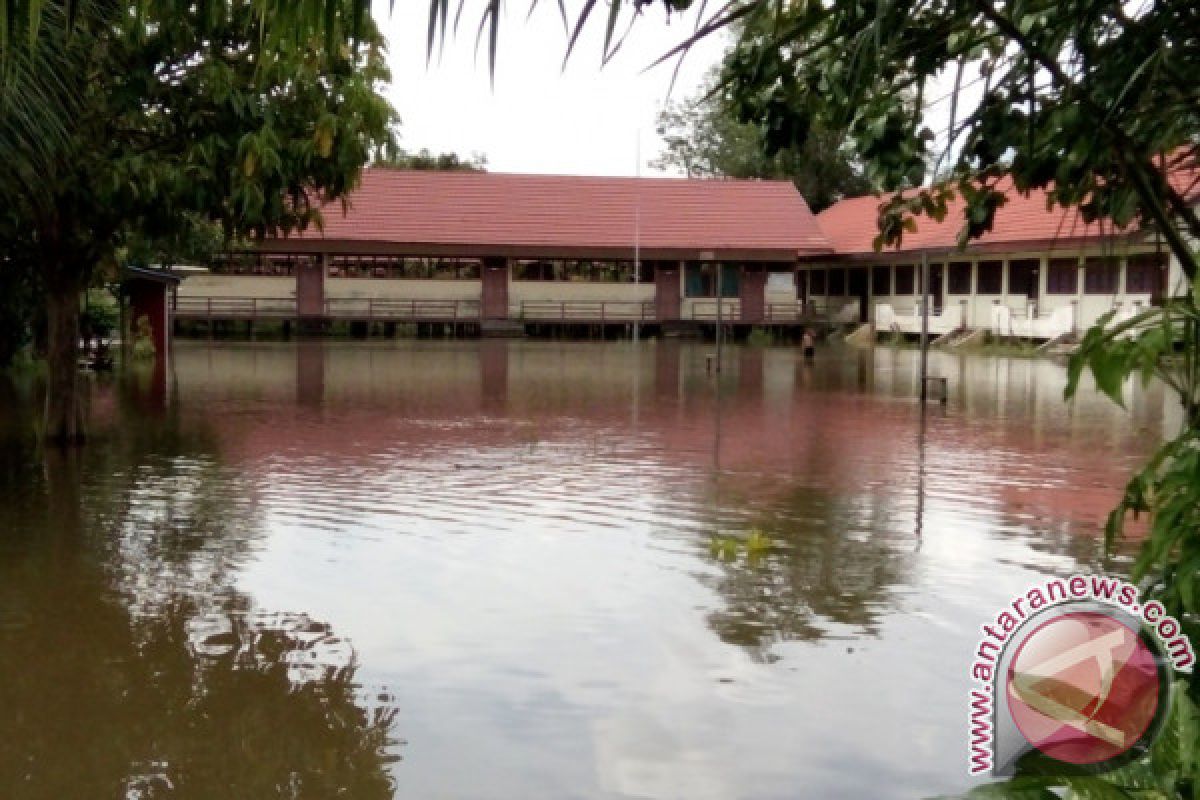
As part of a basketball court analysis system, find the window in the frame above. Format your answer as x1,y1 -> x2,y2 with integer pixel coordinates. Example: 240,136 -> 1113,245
1047,258 -> 1079,294
514,260 -> 559,281
684,263 -> 740,298
917,263 -> 945,293
512,259 -> 649,283
947,262 -> 972,295
894,264 -> 915,295
828,268 -> 846,296
809,268 -> 827,296
977,260 -> 1003,294
217,253 -> 308,276
1084,256 -> 1120,294
1126,253 -> 1166,294
721,265 -> 740,297
326,256 -> 482,280
1008,259 -> 1039,297
872,265 -> 891,295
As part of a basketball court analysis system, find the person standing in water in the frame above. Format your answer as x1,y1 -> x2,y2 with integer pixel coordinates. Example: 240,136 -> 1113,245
802,328 -> 816,362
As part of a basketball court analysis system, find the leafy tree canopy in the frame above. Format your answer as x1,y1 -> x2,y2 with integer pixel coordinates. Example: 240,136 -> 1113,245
708,0 -> 1200,272
376,147 -> 489,172
652,67 -> 873,212
0,0 -> 396,441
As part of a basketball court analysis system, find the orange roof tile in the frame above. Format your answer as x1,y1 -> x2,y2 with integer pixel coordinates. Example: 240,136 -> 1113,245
285,169 -> 832,259
815,182 -> 1140,258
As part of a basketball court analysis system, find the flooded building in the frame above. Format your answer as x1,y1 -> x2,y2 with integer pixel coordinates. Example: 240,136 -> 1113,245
175,168 -> 1194,340
808,179 -> 1189,341
176,169 -> 829,334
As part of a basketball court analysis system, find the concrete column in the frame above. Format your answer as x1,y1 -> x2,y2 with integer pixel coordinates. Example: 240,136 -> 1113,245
481,256 -> 509,320
1037,256 -> 1049,313
296,255 -> 326,318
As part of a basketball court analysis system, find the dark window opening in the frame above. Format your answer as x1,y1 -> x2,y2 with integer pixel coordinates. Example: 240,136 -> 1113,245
1047,258 -> 1079,295
1126,253 -> 1166,294
947,262 -> 972,295
325,255 -> 482,280
512,259 -> 649,283
1008,259 -> 1040,298
977,260 -> 1003,294
809,269 -> 827,296
872,266 -> 891,295
828,268 -> 846,296
1084,257 -> 1120,294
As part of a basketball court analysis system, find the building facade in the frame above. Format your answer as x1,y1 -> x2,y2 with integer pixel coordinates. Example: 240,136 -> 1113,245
175,169 -> 1193,340
177,169 -> 828,330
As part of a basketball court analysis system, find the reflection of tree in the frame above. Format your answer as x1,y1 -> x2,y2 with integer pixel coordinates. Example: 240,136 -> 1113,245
701,485 -> 915,659
0,409 -> 398,799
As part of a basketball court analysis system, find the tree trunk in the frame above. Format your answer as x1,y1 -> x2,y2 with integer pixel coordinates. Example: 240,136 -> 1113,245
44,272 -> 86,445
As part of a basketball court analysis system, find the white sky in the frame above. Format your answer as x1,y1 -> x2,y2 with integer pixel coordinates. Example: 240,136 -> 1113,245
373,1 -> 974,182
374,0 -> 728,177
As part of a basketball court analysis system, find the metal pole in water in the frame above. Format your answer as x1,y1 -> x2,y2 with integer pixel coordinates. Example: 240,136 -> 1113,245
920,250 -> 930,407
633,129 -> 641,346
715,264 -> 723,374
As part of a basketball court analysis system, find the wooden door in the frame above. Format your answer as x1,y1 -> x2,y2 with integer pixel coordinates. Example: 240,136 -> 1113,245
296,258 -> 325,317
655,264 -> 681,322
482,260 -> 509,320
739,267 -> 766,323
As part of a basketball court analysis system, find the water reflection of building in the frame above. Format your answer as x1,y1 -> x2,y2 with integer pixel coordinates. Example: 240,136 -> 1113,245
174,340 -> 1157,542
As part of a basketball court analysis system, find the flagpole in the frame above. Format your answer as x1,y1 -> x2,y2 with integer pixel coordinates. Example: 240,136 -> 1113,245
634,129 -> 641,345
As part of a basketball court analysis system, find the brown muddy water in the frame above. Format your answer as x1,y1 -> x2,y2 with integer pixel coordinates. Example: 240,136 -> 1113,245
0,339 -> 1177,799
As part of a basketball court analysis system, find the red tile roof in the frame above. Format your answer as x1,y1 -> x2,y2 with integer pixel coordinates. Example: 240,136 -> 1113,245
815,182 -> 1139,258
286,168 -> 831,259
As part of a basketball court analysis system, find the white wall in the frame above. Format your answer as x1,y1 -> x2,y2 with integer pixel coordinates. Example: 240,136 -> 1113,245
797,244 -> 1177,335
509,281 -> 653,305
178,275 -> 294,298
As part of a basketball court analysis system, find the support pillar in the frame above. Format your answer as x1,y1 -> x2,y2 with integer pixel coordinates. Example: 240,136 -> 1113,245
296,255 -> 326,325
482,257 -> 510,320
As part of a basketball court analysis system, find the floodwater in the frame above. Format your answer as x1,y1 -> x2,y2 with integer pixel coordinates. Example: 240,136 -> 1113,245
0,339 -> 1176,799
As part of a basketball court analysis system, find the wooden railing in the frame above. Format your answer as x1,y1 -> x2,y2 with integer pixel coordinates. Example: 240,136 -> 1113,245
518,301 -> 656,322
174,297 -> 297,318
688,300 -> 830,323
323,298 -> 480,321
173,295 -> 830,327
762,303 -> 831,323
173,296 -> 481,321
687,299 -> 742,321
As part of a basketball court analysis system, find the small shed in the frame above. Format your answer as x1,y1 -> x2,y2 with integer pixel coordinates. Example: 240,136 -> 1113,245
121,265 -> 182,363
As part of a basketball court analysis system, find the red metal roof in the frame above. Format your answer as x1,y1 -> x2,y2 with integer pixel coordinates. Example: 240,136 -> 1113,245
815,182 -> 1141,258
287,168 -> 831,258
